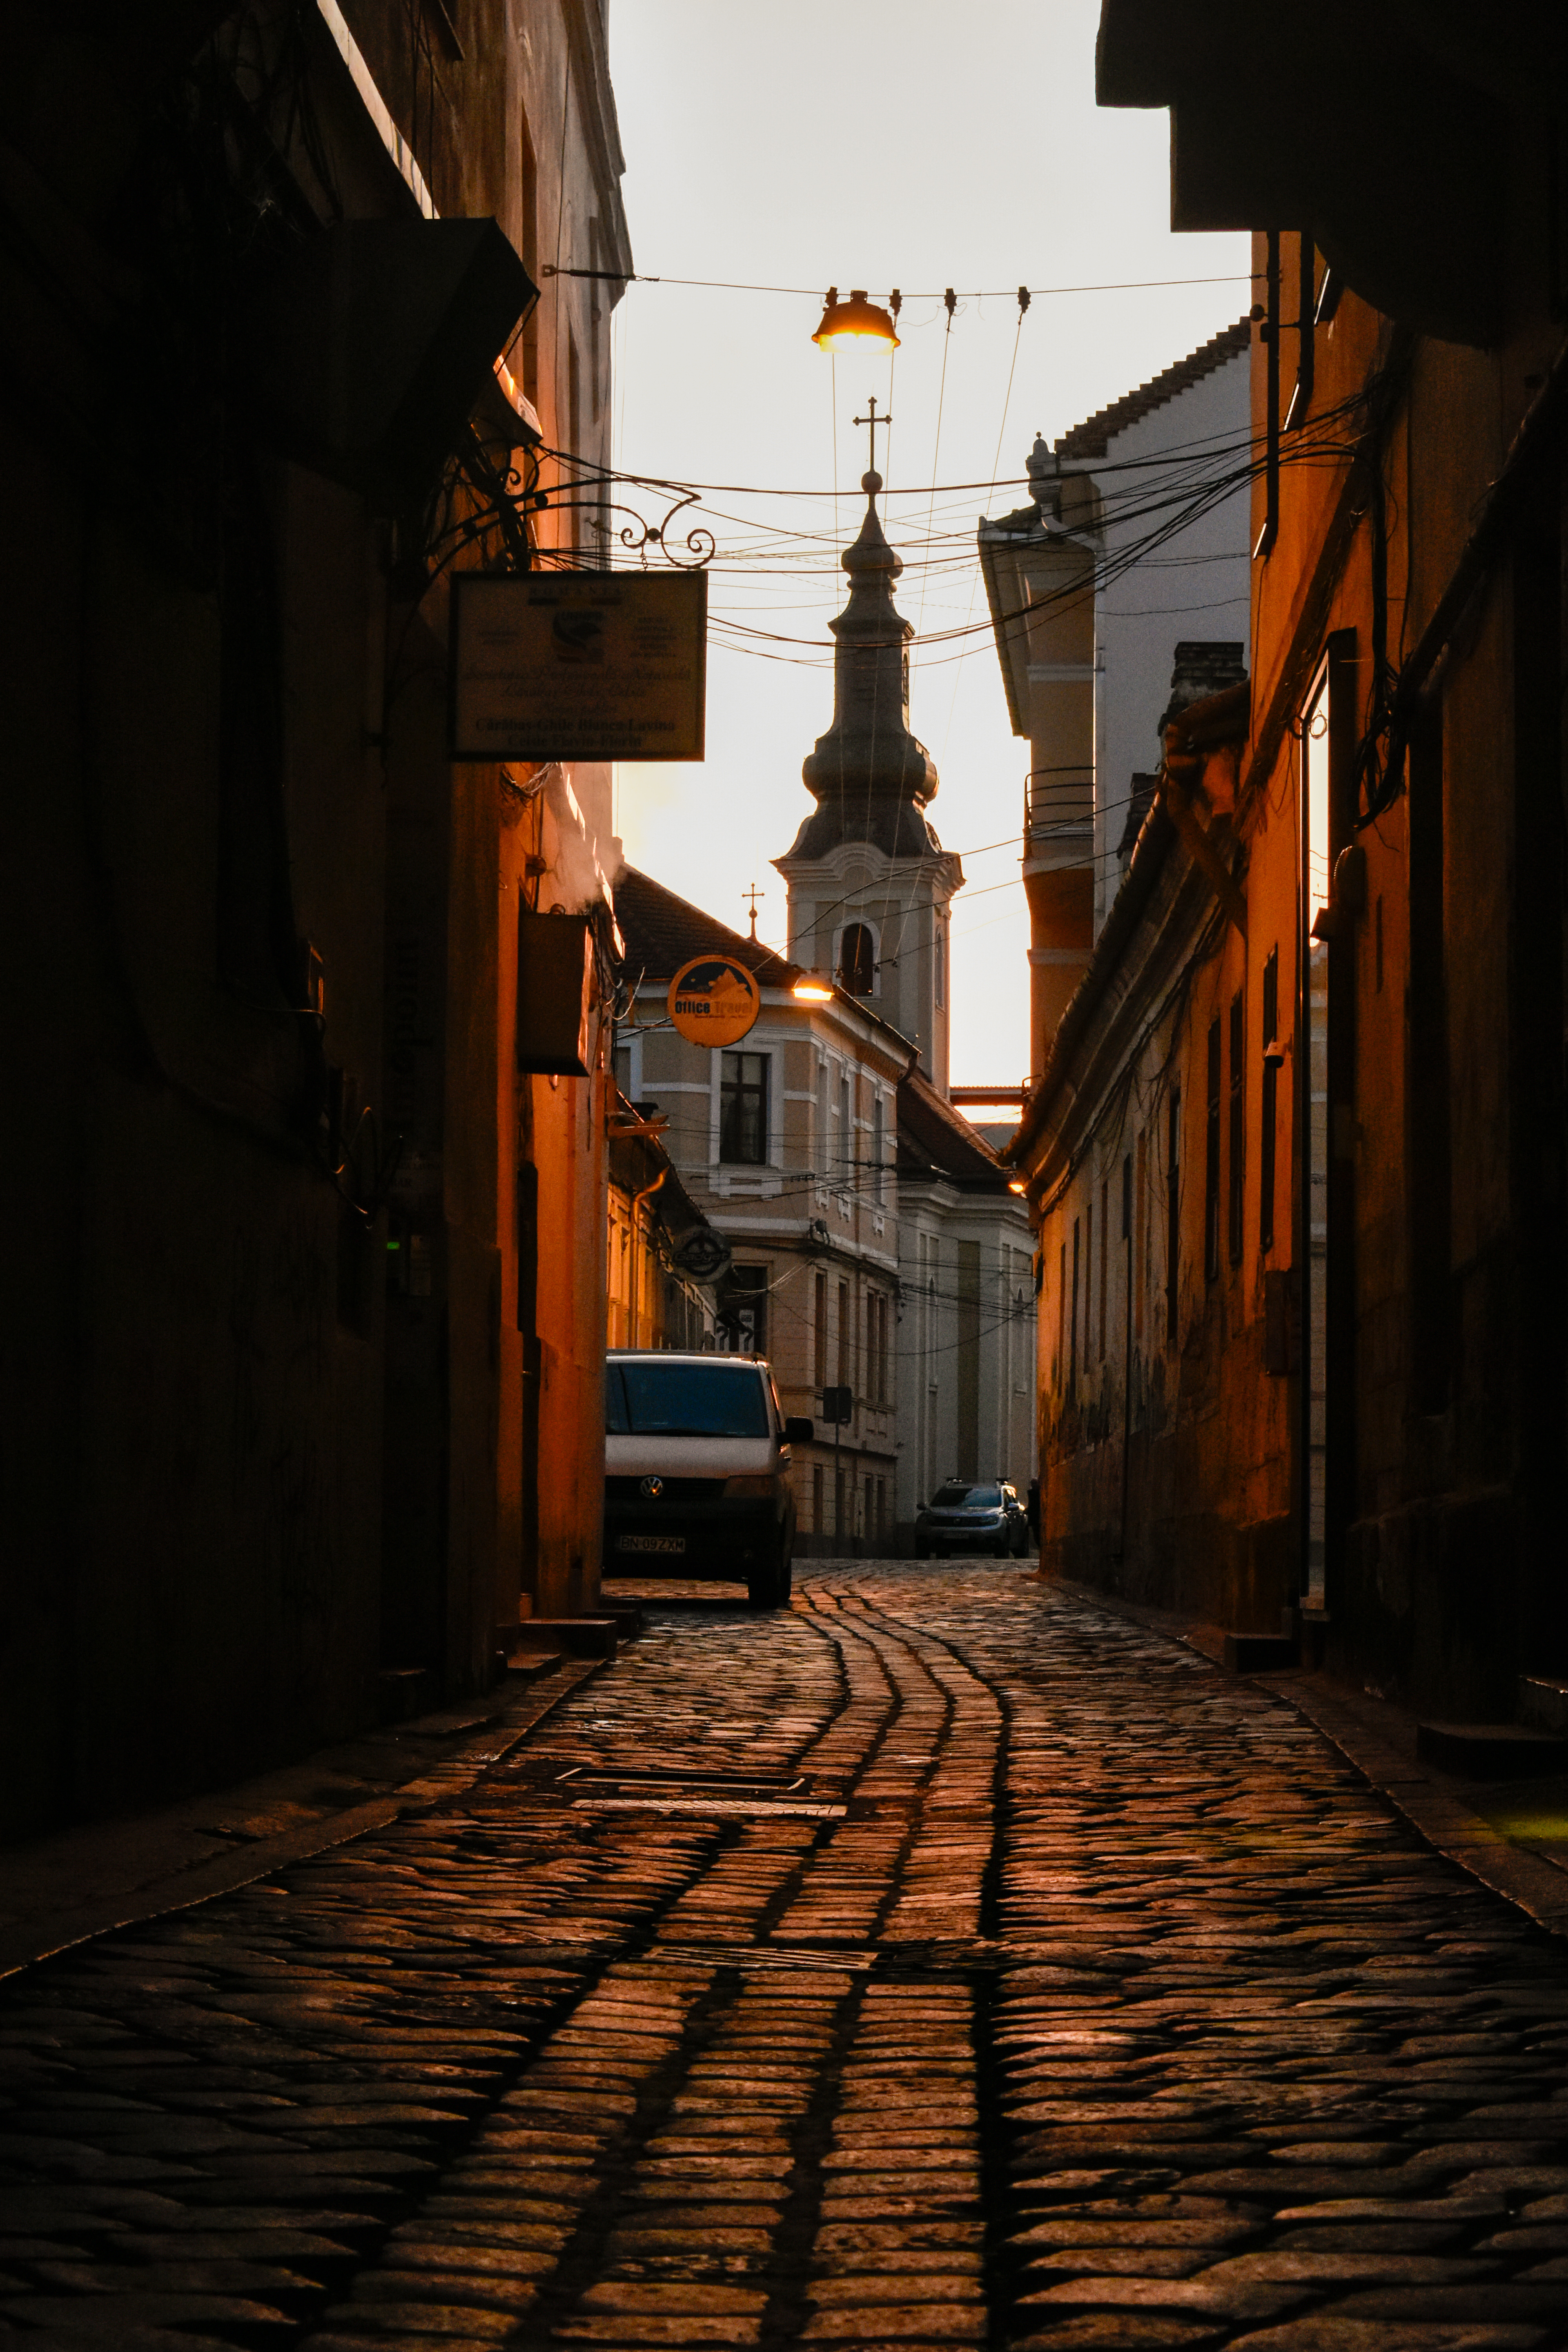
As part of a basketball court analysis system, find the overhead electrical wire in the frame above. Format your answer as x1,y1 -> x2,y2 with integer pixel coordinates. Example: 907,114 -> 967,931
543,266 -> 1255,301
644,416 -> 1362,678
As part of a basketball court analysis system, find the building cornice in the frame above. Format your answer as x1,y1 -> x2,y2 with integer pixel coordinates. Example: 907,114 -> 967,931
1019,822 -> 1221,1202
773,837 -> 965,900
561,0 -> 633,281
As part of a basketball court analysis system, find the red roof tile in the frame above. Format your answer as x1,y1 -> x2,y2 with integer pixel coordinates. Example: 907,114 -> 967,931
897,1064 -> 1013,1192
613,865 -> 800,988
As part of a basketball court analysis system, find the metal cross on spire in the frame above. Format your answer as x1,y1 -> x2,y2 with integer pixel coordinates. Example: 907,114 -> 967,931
742,884 -> 764,939
853,394 -> 892,478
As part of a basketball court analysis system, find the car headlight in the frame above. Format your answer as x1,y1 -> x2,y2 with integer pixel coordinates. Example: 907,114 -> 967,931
723,1473 -> 777,1499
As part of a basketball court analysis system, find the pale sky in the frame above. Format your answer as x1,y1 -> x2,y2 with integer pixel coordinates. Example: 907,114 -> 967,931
602,0 -> 1250,1086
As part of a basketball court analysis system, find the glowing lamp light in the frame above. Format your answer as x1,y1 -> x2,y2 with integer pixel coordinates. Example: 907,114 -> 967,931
792,974 -> 835,1003
1007,1179 -> 1028,1195
811,287 -> 900,353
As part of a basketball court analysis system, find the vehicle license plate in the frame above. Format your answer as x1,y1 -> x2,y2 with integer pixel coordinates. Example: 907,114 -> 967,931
617,1534 -> 687,1555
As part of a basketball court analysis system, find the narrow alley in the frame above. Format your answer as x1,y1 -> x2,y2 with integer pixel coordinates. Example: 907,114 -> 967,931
3,1565 -> 1567,2350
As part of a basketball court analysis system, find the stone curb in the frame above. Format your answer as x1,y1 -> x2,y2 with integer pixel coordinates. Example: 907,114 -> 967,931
1039,1568 -> 1568,1943
0,1654 -> 605,1981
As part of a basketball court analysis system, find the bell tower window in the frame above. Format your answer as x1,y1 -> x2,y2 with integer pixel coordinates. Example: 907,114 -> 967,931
837,923 -> 876,996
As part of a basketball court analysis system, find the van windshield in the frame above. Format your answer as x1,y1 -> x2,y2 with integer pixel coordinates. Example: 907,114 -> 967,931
607,1361 -> 770,1438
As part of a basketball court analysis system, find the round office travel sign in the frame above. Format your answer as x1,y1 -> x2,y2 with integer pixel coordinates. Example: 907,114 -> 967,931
667,954 -> 761,1047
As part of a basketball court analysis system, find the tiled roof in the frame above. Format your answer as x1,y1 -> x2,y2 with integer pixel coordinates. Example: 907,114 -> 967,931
897,1065 -> 1013,1192
1055,318 -> 1252,459
613,865 -> 799,988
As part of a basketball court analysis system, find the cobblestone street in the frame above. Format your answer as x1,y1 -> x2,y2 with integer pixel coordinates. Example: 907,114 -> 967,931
4,1564 -> 1568,2350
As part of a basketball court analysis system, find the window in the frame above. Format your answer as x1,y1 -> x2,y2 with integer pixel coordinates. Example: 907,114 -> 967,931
1227,990 -> 1245,1265
1098,1179 -> 1109,1363
720,1051 -> 768,1164
838,923 -> 875,995
816,1060 -> 831,1178
1134,1131 -> 1147,1343
837,1279 -> 849,1391
813,1269 -> 827,1384
1260,947 -> 1279,1254
715,1265 -> 767,1355
1205,1017 -> 1222,1284
1166,1087 -> 1181,1348
872,1093 -> 885,1202
567,330 -> 582,548
865,1291 -> 888,1405
588,218 -> 603,422
519,118 -> 539,405
1305,675 -> 1331,921
1069,1216 -> 1080,1399
606,1359 -> 768,1436
1085,1194 -> 1094,1361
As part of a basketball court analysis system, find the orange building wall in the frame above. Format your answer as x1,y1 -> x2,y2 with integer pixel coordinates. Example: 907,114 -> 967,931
1025,224 -> 1568,1713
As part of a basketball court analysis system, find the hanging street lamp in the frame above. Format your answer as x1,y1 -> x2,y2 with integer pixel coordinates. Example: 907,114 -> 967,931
811,287 -> 901,353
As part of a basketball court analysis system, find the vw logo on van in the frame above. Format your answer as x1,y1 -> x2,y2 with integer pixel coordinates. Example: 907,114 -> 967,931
640,1475 -> 664,1499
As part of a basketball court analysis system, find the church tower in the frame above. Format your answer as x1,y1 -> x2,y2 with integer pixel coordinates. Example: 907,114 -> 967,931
774,463 -> 964,1091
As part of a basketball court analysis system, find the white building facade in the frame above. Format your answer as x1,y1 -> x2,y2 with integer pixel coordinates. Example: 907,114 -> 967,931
612,867 -> 907,1552
609,465 -> 1035,1556
980,319 -> 1253,1078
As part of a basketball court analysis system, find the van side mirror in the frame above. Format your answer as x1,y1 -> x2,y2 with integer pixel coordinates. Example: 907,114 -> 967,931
783,1417 -> 814,1446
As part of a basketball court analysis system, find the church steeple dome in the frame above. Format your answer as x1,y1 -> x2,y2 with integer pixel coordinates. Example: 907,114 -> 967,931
786,469 -> 941,861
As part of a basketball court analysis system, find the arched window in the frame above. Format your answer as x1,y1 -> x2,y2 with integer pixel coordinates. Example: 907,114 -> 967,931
837,922 -> 876,996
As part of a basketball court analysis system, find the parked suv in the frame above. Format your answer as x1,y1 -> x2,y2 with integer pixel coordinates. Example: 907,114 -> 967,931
914,1479 -> 1031,1559
603,1351 -> 812,1608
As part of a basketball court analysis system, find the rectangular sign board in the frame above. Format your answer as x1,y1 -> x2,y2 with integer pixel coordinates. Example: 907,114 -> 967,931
449,569 -> 706,762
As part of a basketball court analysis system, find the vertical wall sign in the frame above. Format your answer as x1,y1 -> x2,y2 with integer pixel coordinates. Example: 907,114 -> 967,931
449,571 -> 706,762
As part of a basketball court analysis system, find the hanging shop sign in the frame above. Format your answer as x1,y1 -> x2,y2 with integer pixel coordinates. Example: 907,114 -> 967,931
449,570 -> 706,762
673,1227 -> 732,1283
667,953 -> 761,1047
515,906 -> 593,1075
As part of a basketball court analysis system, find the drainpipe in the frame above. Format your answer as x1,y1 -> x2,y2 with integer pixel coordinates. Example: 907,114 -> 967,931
1254,229 -> 1280,561
1117,1152 -> 1133,1563
630,1168 -> 666,1348
1285,230 -> 1314,432
1295,720 -> 1312,1621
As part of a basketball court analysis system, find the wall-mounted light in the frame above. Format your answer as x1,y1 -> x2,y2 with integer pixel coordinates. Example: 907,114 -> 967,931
792,975 -> 835,1003
1007,1179 -> 1028,1195
811,287 -> 900,353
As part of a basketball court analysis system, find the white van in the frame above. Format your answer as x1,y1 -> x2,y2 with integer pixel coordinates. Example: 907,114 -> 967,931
603,1351 -> 812,1608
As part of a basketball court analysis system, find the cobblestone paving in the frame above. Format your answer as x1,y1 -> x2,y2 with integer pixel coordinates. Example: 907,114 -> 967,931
2,1564 -> 1568,2349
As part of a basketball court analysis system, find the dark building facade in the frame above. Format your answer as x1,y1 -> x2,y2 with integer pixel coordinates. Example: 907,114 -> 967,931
1011,5 -> 1568,1727
1,0 -> 630,1839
